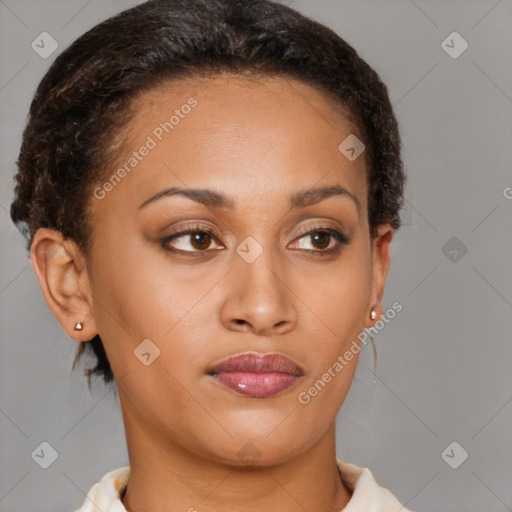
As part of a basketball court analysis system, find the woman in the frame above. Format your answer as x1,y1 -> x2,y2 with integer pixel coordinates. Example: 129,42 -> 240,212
10,0 -> 409,510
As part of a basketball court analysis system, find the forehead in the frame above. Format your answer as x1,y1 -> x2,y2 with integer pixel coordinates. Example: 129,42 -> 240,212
97,73 -> 368,214
130,73 -> 358,139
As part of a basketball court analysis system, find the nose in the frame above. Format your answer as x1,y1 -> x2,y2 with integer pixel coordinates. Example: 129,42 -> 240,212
219,249 -> 298,336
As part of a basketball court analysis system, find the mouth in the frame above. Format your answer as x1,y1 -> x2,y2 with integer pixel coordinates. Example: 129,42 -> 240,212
206,352 -> 304,399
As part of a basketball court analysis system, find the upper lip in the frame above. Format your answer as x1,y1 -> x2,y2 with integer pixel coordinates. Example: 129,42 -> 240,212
207,352 -> 304,377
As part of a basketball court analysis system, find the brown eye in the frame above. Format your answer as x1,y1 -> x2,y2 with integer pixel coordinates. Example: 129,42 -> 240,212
310,231 -> 331,250
289,227 -> 350,254
189,232 -> 212,250
161,227 -> 223,254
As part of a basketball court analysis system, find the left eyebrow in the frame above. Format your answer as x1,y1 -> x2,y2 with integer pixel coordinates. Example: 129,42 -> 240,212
289,185 -> 361,217
138,184 -> 361,216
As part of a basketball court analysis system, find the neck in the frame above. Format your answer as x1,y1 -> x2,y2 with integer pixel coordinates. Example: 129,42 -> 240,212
118,390 -> 352,512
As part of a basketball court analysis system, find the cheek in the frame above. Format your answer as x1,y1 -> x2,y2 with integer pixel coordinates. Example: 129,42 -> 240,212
292,249 -> 371,394
87,238 -> 218,378
295,250 -> 372,336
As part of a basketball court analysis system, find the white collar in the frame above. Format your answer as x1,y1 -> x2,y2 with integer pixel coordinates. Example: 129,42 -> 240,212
336,460 -> 412,511
74,460 -> 411,511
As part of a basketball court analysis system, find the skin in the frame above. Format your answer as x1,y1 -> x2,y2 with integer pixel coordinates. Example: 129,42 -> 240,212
31,73 -> 393,511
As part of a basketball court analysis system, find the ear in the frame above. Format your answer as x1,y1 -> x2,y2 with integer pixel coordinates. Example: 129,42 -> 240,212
30,228 -> 97,341
365,224 -> 394,327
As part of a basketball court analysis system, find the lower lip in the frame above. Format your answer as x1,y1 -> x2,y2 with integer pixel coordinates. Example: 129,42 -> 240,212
211,371 -> 300,398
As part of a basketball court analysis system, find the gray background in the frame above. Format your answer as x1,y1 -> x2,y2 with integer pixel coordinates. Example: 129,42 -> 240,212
1,0 -> 511,511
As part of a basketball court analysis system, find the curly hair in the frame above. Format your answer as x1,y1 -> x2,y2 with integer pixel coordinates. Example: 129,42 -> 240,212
10,0 -> 405,390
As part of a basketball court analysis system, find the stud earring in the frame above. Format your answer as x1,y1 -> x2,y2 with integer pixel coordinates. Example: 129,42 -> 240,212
73,321 -> 83,331
370,309 -> 377,320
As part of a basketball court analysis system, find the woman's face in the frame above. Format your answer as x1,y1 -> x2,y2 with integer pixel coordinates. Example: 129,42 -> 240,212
81,74 -> 393,465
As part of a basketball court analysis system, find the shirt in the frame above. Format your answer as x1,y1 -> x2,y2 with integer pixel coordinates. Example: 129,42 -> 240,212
73,459 -> 412,511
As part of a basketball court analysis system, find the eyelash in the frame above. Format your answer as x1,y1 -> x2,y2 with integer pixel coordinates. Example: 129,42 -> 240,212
160,223 -> 350,257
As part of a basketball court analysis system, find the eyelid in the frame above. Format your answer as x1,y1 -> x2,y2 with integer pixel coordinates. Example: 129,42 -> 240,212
161,224 -> 223,248
291,218 -> 350,239
290,223 -> 350,251
160,221 -> 350,258
161,224 -> 233,260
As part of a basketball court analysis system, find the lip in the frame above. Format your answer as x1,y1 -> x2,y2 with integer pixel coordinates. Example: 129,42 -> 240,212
206,352 -> 304,398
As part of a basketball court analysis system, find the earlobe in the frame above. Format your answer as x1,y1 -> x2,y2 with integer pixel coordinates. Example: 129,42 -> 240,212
30,228 -> 97,341
367,224 -> 394,325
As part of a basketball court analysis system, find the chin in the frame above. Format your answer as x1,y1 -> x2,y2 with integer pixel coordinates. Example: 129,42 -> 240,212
200,431 -> 311,469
